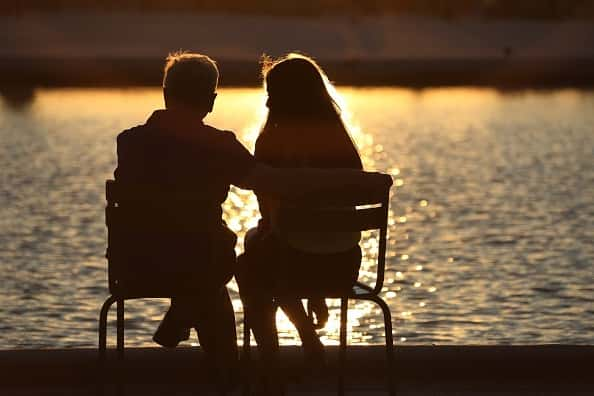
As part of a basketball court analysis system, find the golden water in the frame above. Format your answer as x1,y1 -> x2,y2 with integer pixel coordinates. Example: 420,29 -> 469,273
1,87 -> 593,348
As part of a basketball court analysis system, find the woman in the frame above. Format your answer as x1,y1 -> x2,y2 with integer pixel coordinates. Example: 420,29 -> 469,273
237,53 -> 363,387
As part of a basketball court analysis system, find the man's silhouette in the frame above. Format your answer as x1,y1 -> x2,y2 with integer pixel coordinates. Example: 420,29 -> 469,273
114,52 -> 389,392
114,53 -> 246,388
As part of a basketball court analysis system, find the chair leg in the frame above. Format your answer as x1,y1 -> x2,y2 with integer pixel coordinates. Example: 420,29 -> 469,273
307,298 -> 313,319
116,299 -> 125,357
242,309 -> 251,396
338,297 -> 348,396
371,296 -> 396,396
98,296 -> 117,396
116,299 -> 125,396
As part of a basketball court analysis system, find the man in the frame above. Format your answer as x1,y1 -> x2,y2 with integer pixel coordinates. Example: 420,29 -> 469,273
114,51 -> 390,391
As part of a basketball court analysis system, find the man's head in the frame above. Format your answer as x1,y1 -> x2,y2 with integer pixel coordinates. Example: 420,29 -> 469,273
162,52 -> 218,118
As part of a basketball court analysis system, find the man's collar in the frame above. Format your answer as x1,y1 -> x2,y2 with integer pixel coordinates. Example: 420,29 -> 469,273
146,109 -> 204,132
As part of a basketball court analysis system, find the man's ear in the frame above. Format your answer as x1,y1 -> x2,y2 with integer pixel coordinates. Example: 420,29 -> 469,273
207,92 -> 217,113
163,87 -> 171,109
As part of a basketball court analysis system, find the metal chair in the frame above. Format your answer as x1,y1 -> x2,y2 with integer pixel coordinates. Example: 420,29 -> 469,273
242,175 -> 395,396
98,179 -> 219,393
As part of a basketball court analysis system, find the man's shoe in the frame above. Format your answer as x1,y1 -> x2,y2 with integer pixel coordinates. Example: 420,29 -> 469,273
153,320 -> 191,348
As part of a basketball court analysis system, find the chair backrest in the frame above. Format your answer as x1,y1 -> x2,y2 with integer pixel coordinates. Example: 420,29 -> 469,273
106,180 -> 217,205
105,180 -> 222,297
274,174 -> 392,295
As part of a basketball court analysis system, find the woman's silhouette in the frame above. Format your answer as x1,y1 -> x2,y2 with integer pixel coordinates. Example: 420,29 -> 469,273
238,53 -> 363,391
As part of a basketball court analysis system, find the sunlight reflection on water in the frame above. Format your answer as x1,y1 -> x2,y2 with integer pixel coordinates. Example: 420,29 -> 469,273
1,87 -> 593,349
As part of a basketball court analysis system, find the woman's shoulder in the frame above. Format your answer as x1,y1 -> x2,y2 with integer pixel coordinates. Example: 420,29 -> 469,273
255,129 -> 286,161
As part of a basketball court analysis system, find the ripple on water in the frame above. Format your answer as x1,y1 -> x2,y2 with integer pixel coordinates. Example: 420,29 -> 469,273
1,87 -> 594,348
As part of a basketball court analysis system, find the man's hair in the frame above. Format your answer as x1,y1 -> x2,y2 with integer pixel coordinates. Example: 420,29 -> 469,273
162,52 -> 219,105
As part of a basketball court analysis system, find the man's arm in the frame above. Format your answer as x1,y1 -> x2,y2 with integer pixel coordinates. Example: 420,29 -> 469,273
221,130 -> 391,197
237,164 -> 392,199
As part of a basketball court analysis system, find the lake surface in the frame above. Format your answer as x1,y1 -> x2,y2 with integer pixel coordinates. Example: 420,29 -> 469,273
1,87 -> 593,349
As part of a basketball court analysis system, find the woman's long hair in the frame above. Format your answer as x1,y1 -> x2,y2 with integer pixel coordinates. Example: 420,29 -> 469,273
257,53 -> 362,170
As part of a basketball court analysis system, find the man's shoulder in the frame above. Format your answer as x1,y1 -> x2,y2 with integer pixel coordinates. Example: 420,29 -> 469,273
116,124 -> 146,144
202,124 -> 237,140
200,124 -> 246,151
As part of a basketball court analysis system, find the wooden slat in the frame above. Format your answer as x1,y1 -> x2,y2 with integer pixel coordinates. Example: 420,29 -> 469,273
273,175 -> 391,232
106,205 -> 218,232
276,206 -> 387,232
288,182 -> 391,207
106,180 -> 221,205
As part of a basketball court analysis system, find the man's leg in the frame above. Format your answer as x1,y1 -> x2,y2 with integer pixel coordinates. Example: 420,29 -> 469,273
194,287 -> 239,393
153,298 -> 192,348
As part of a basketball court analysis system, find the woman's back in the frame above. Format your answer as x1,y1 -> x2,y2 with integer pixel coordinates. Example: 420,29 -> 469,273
237,56 -> 364,386
255,122 -> 361,169
255,115 -> 363,253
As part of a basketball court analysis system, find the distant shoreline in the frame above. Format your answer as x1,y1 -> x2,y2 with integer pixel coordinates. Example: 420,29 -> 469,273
2,1 -> 594,20
3,12 -> 594,88
2,57 -> 594,89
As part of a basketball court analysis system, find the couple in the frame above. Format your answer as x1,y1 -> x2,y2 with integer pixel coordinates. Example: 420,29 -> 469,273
114,51 -> 384,393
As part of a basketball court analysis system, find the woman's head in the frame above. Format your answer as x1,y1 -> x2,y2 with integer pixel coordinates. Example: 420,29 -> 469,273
262,53 -> 339,119
258,54 -> 362,169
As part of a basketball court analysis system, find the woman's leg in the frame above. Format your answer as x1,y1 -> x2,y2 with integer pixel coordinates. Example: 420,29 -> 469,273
236,228 -> 283,392
279,298 -> 324,360
307,298 -> 329,329
239,228 -> 279,356
237,267 -> 283,395
243,291 -> 279,361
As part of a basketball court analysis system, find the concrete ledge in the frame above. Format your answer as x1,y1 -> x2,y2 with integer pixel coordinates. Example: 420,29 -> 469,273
1,345 -> 593,387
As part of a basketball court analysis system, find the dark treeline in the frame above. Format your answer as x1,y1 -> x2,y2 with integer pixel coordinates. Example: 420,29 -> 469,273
3,0 -> 594,19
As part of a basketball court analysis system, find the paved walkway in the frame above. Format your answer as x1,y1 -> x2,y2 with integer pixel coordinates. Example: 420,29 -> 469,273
1,346 -> 593,395
4,383 -> 594,396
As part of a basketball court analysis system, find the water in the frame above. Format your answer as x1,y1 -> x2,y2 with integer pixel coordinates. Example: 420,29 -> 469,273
1,87 -> 593,349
